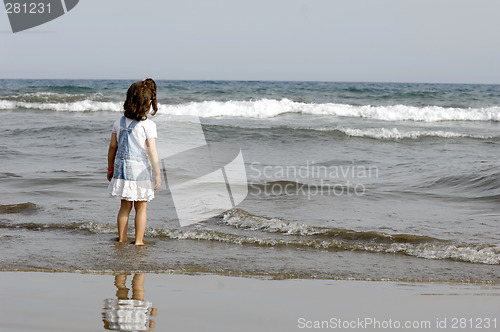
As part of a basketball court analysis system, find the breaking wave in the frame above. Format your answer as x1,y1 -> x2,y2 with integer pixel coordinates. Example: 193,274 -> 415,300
0,202 -> 39,214
158,99 -> 500,122
330,127 -> 491,140
1,209 -> 498,265
3,95 -> 500,122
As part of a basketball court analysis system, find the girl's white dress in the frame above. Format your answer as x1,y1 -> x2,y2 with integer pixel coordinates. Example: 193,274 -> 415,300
108,116 -> 157,201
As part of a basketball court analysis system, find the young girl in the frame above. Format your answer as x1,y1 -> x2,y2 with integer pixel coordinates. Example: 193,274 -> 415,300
107,79 -> 161,245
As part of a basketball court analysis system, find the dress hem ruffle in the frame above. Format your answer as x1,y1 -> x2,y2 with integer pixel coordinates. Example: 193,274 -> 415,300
108,178 -> 155,202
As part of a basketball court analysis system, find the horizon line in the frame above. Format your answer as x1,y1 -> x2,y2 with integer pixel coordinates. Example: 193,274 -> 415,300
1,77 -> 499,86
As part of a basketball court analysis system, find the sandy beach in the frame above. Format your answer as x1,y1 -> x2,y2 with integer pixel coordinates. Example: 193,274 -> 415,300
0,272 -> 499,332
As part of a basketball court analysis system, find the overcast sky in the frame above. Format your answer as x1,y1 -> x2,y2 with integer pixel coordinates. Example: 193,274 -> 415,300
1,0 -> 499,83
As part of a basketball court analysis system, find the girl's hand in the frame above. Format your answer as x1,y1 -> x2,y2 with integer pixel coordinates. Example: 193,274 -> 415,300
107,170 -> 114,181
154,174 -> 162,190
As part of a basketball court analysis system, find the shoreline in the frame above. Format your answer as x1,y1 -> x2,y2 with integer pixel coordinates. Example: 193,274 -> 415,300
1,268 -> 499,285
1,271 -> 499,332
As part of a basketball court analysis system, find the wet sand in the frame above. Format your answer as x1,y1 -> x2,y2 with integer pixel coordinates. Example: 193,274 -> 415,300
0,272 -> 499,332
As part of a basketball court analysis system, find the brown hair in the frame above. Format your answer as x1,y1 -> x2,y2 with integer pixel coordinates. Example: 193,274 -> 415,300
123,78 -> 158,121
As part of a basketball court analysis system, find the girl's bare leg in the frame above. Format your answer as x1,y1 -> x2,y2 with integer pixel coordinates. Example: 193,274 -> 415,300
117,200 -> 133,242
131,273 -> 146,300
134,201 -> 147,245
114,274 -> 129,299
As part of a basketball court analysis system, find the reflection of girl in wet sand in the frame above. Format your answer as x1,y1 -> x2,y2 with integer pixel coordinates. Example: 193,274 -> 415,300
102,274 -> 158,331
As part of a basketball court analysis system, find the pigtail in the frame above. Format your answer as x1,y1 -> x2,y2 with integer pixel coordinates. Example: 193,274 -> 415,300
143,78 -> 158,116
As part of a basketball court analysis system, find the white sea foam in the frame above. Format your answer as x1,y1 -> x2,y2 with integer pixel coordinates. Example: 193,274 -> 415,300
0,99 -> 122,112
158,99 -> 302,118
1,217 -> 498,265
220,209 -> 500,265
333,127 -> 489,140
387,243 -> 500,265
158,99 -> 500,122
146,225 -> 500,265
222,208 -> 319,236
3,97 -> 500,122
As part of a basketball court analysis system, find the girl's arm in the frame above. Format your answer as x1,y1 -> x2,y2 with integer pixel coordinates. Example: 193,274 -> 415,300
146,137 -> 162,190
107,133 -> 118,181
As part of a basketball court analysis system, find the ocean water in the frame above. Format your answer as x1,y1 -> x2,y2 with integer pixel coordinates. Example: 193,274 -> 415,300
1,79 -> 500,282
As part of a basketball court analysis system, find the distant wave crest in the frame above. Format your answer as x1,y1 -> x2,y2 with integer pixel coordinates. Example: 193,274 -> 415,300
158,99 -> 500,122
3,95 -> 500,122
0,99 -> 121,112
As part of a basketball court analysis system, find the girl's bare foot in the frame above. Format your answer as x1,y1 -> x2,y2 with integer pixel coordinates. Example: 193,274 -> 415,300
131,241 -> 145,246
